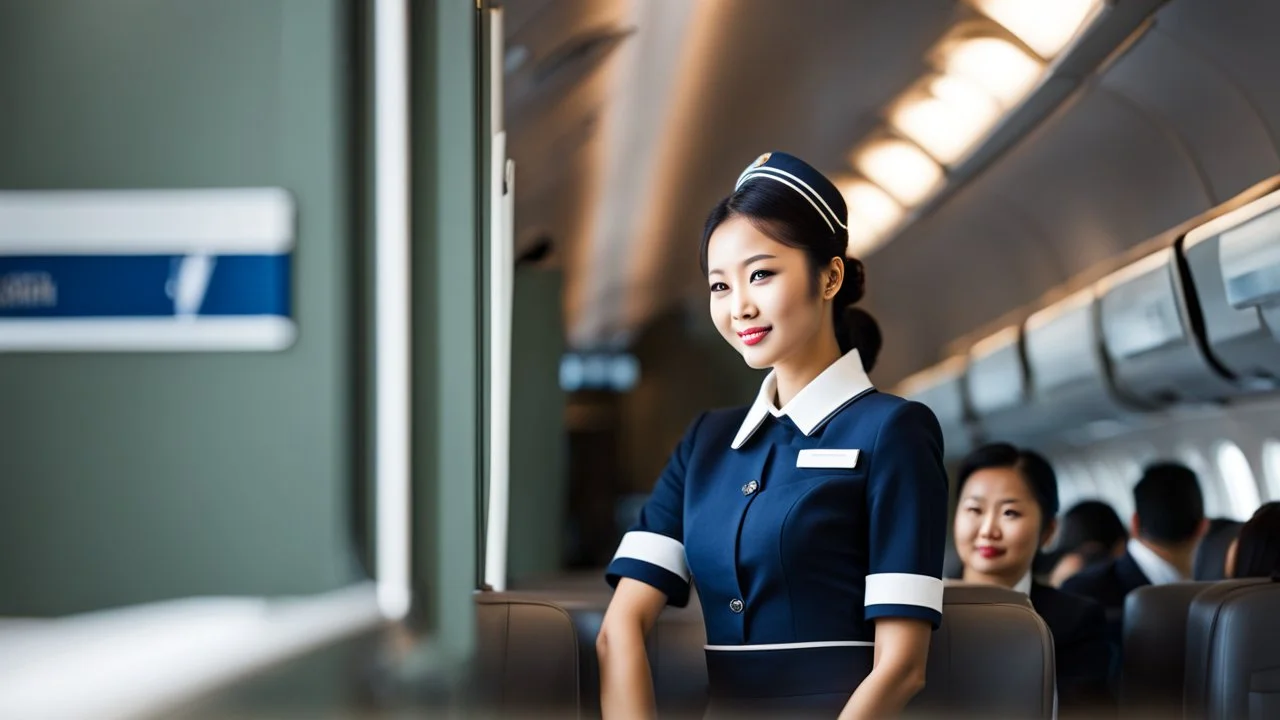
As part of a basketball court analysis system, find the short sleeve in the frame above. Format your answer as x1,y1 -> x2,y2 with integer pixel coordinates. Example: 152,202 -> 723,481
604,413 -> 705,607
863,401 -> 948,628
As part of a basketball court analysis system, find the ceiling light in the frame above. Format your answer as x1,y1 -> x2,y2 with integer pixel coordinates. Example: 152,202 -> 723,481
972,0 -> 1104,59
890,75 -> 1002,165
853,140 -> 945,207
841,180 -> 905,257
943,36 -> 1044,108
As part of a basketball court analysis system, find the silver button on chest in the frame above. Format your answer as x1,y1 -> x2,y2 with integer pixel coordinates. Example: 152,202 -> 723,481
741,479 -> 758,496
729,598 -> 744,613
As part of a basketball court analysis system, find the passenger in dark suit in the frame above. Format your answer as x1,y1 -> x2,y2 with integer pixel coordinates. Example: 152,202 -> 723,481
1061,463 -> 1208,650
1048,500 -> 1129,587
952,443 -> 1113,716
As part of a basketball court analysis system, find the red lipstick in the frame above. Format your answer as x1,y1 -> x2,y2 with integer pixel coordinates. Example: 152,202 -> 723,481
737,326 -> 771,346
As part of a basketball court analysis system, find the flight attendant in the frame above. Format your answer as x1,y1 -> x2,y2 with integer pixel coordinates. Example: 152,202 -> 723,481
952,443 -> 1113,716
596,152 -> 949,718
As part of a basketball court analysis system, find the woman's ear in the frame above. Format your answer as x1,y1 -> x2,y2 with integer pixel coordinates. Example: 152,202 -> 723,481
822,257 -> 844,301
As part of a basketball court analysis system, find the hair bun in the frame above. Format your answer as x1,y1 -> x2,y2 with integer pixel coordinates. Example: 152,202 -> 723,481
843,257 -> 866,306
840,306 -> 882,372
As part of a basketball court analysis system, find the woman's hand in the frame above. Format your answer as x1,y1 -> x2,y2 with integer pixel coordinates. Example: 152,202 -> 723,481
597,578 -> 669,719
837,618 -> 932,720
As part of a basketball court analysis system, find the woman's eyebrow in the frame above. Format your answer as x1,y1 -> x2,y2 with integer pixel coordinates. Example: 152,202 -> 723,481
708,253 -> 777,276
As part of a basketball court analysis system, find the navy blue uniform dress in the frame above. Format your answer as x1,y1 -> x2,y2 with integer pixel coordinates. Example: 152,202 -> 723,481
606,350 -> 949,715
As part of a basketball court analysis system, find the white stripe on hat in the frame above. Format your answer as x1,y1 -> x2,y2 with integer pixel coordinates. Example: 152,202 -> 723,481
734,171 -> 837,234
736,166 -> 848,231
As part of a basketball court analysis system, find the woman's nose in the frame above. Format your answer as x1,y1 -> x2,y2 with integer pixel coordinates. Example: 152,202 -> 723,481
979,514 -> 1000,538
732,291 -> 756,320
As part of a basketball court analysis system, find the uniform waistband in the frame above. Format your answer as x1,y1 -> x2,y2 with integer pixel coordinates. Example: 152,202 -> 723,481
704,643 -> 874,699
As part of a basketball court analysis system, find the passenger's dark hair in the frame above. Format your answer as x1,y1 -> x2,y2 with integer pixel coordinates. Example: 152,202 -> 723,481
955,442 -> 1060,532
1132,462 -> 1205,544
698,179 -> 882,371
1233,501 -> 1280,579
1056,500 -> 1128,555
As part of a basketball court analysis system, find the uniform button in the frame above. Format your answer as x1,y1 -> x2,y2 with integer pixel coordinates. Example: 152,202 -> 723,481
741,480 -> 758,496
729,598 -> 744,613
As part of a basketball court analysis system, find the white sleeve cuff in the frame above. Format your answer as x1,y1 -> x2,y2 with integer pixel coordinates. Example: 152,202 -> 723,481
865,573 -> 944,612
612,531 -> 689,581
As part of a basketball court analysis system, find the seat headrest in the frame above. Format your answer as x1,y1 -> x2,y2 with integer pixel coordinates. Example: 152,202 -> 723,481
942,582 -> 1034,607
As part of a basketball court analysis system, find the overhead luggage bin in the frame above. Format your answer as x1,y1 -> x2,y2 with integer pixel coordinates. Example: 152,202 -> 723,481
964,326 -> 1043,445
1182,188 -> 1280,390
1097,246 -> 1238,407
896,355 -> 974,459
1022,287 -> 1145,444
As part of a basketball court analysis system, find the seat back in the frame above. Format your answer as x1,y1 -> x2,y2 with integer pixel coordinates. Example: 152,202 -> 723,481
1120,581 -> 1213,716
1184,577 -> 1280,720
473,589 -> 707,719
476,584 -> 1056,719
910,585 -> 1056,719
1194,519 -> 1244,581
473,592 -> 582,716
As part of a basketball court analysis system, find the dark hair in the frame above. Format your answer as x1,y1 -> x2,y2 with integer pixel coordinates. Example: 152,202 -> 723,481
1233,501 -> 1280,579
1056,500 -> 1128,555
956,442 -> 1060,532
1132,462 -> 1205,544
698,178 -> 882,371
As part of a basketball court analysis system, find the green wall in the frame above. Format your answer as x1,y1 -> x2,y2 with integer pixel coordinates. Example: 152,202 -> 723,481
507,267 -> 568,582
0,0 -> 363,615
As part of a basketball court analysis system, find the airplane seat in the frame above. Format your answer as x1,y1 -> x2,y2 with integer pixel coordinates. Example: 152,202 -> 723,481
473,592 -> 583,716
476,585 -> 1056,719
1194,519 -> 1244,581
1120,581 -> 1214,717
472,590 -> 708,719
1183,577 -> 1280,720
909,585 -> 1056,719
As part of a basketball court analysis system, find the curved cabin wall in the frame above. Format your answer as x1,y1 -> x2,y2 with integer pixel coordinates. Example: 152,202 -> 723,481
868,0 -> 1280,388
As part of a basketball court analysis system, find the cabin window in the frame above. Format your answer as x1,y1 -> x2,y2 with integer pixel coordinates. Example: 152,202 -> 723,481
1215,442 -> 1261,521
1263,440 -> 1280,502
1179,446 -> 1227,518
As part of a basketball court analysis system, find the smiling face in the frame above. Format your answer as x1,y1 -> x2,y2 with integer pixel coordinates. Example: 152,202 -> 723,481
705,215 -> 836,371
954,466 -> 1051,588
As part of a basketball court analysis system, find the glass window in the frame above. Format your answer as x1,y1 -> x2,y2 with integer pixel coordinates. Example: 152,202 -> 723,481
1216,442 -> 1261,520
1264,440 -> 1280,501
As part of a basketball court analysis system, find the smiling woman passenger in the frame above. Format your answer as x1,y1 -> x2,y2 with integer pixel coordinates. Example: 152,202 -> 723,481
953,443 -> 1113,716
595,152 -> 949,719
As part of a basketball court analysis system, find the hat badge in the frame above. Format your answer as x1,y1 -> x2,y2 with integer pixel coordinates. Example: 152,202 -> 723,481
750,152 -> 771,169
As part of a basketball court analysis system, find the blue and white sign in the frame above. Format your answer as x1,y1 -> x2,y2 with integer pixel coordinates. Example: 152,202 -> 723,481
0,188 -> 296,351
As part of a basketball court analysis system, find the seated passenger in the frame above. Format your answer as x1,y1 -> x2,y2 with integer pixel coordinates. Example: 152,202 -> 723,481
1226,501 -> 1280,578
1062,462 -> 1208,648
1049,500 -> 1128,588
953,443 -> 1113,715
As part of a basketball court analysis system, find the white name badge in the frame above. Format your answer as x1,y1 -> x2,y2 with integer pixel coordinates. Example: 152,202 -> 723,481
796,448 -> 860,469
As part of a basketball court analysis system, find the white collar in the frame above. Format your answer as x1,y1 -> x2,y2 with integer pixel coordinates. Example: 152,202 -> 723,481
1014,572 -> 1033,596
1127,538 -> 1186,586
730,349 -> 874,450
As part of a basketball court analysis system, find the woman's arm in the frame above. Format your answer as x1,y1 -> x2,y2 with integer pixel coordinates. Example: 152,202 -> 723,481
597,578 -> 669,719
837,618 -> 932,720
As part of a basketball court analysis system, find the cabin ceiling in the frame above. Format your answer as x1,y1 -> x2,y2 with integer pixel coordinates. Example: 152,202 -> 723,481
502,0 -> 1280,387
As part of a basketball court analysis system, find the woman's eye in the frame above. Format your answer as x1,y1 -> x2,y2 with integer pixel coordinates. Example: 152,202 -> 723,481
750,269 -> 774,282
1004,510 -> 1022,518
709,282 -> 728,293
965,507 -> 981,515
